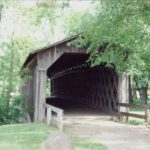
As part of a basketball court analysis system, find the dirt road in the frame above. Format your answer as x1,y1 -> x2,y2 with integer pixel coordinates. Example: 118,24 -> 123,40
64,116 -> 150,150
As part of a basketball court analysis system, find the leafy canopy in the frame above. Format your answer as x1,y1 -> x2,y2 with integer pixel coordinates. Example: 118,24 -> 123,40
69,0 -> 150,79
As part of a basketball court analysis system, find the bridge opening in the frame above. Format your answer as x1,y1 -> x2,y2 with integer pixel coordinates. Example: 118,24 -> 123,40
46,53 -> 118,117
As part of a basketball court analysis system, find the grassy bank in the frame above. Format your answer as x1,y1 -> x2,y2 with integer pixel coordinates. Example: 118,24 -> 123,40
0,123 -> 107,150
0,123 -> 56,150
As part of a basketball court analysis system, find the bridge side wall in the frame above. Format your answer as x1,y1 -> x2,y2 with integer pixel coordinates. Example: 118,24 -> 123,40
50,65 -> 119,114
34,43 -> 85,122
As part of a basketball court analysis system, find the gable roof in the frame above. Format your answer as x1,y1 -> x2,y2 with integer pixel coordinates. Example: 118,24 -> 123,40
22,34 -> 80,68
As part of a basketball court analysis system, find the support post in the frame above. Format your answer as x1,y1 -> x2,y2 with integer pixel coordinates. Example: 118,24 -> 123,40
144,105 -> 148,122
47,107 -> 52,125
34,68 -> 46,123
118,73 -> 129,121
58,110 -> 64,131
34,67 -> 38,122
38,69 -> 46,122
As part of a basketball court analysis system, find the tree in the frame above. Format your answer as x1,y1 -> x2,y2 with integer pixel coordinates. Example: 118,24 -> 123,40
0,0 -> 69,124
0,1 -> 3,21
0,0 -> 52,123
63,11 -> 82,36
66,0 -> 150,104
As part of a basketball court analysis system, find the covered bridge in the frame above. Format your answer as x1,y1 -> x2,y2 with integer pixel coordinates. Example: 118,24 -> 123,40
21,35 -> 129,122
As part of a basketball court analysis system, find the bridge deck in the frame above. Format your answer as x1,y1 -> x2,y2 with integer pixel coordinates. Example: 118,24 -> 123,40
46,98 -> 112,117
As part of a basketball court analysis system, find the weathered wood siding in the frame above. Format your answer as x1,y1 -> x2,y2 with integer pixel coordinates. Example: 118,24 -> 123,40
21,67 -> 35,121
38,44 -> 85,70
34,43 -> 85,122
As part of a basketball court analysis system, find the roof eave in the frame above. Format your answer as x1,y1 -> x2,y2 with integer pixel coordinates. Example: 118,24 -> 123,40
22,34 -> 80,69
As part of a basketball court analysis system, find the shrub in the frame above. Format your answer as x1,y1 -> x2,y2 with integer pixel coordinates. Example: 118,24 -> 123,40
0,93 -> 30,124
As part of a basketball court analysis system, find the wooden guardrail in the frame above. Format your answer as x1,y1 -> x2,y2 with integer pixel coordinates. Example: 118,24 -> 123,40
119,103 -> 150,122
45,104 -> 64,131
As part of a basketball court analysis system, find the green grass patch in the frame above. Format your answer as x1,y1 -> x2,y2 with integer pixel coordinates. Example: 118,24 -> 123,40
0,123 -> 56,150
72,137 -> 107,150
127,109 -> 148,125
127,120 -> 144,125
132,98 -> 150,105
0,123 -> 108,150
129,108 -> 144,112
148,120 -> 150,125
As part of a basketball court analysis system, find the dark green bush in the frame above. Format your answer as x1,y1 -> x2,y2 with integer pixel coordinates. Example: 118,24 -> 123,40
0,94 -> 29,125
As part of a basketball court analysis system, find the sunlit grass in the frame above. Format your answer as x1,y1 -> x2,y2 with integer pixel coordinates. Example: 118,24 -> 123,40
0,123 -> 108,150
72,137 -> 107,150
0,123 -> 56,150
127,120 -> 144,125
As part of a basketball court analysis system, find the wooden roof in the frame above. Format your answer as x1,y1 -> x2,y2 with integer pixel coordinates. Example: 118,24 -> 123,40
22,34 -> 80,68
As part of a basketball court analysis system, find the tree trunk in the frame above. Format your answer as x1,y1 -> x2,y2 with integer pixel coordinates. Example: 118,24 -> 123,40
0,2 -> 3,21
138,84 -> 148,105
6,42 -> 15,115
132,88 -> 137,99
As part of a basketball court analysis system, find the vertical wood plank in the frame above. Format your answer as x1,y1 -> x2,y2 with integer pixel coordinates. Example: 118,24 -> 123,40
118,73 -> 129,121
33,67 -> 39,122
58,110 -> 64,131
144,105 -> 148,122
47,107 -> 52,125
38,69 -> 46,122
118,73 -> 129,109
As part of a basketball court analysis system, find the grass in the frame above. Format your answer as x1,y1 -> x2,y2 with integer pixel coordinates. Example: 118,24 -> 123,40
127,108 -> 148,125
129,108 -> 145,112
72,137 -> 107,150
125,98 -> 150,125
127,120 -> 144,125
0,123 -> 108,150
0,123 -> 56,150
132,98 -> 150,105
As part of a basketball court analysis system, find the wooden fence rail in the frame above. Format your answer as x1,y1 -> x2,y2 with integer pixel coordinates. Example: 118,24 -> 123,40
119,103 -> 150,122
45,104 -> 64,131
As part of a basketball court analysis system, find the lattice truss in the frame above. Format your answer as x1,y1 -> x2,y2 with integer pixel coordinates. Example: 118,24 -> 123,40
50,64 -> 118,114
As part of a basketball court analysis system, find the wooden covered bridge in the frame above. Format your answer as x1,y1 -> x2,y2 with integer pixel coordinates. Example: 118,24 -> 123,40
21,35 -> 129,123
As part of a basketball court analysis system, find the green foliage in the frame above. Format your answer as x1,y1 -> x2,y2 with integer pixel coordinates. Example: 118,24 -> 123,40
134,75 -> 149,88
8,94 -> 27,122
67,0 -> 150,80
63,11 -> 82,36
0,94 -> 28,125
0,0 -> 62,124
0,95 -> 8,124
148,119 -> 150,125
22,1 -> 57,26
46,78 -> 51,97
132,98 -> 150,105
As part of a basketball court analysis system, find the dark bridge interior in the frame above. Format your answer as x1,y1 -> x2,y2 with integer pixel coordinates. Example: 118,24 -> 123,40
46,53 -> 119,116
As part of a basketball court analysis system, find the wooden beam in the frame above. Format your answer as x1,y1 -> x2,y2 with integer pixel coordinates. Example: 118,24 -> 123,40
45,104 -> 64,131
120,112 -> 146,120
33,67 -> 38,122
118,73 -> 129,111
37,69 -> 46,122
119,103 -> 149,122
26,57 -> 37,69
118,73 -> 129,121
119,103 -> 149,109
